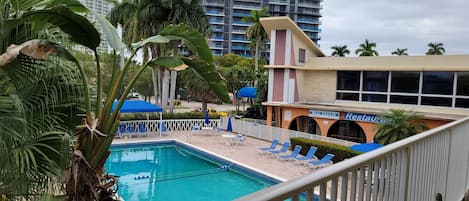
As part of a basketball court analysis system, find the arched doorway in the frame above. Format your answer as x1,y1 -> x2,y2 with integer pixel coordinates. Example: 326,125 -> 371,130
327,120 -> 366,143
289,116 -> 321,135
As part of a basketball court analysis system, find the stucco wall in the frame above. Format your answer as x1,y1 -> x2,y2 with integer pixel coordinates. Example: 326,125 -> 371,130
291,33 -> 320,67
296,70 -> 336,103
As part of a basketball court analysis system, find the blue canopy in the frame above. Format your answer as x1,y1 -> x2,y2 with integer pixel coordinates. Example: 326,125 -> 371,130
350,143 -> 383,153
111,100 -> 163,113
237,87 -> 257,98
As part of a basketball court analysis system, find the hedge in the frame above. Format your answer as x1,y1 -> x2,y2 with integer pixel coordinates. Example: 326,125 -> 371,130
290,137 -> 362,163
120,112 -> 222,121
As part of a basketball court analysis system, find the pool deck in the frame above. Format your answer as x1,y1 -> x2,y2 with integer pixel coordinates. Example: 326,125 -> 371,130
113,130 -> 319,181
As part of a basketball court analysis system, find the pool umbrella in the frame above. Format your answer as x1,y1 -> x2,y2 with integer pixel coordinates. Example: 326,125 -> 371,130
204,110 -> 210,125
226,117 -> 232,132
350,143 -> 383,152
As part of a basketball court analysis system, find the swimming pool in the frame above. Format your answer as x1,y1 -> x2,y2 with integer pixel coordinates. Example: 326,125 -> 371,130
105,140 -> 280,201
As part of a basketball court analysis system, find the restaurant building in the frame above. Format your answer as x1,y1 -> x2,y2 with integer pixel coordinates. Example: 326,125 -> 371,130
260,17 -> 469,143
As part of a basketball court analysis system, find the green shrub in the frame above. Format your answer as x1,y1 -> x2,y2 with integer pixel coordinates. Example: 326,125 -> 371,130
290,137 -> 362,163
120,112 -> 222,121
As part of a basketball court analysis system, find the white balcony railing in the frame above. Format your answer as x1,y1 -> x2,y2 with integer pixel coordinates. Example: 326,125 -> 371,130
234,116 -> 469,201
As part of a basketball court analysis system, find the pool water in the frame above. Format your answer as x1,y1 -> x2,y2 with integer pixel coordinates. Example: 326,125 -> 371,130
105,142 -> 276,201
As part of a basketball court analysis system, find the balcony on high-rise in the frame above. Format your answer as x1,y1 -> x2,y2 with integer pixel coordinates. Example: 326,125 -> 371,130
201,0 -> 224,7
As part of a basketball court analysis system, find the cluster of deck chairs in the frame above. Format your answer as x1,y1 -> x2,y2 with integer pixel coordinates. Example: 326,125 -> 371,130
258,139 -> 335,169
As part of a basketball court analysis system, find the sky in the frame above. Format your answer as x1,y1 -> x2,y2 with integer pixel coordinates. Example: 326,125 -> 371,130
320,0 -> 469,56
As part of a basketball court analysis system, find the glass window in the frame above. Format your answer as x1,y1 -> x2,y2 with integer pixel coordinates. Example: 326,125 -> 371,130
391,71 -> 420,93
299,49 -> 305,63
336,92 -> 359,101
363,71 -> 388,92
457,72 -> 469,96
390,95 -> 418,105
421,96 -> 452,107
455,98 -> 469,108
362,94 -> 387,103
422,72 -> 454,95
337,71 -> 360,91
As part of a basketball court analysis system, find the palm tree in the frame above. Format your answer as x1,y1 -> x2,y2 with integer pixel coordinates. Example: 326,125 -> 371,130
1,2 -> 229,199
374,109 -> 428,145
242,7 -> 269,87
331,45 -> 350,57
0,0 -> 100,199
391,48 -> 408,56
355,39 -> 379,56
426,42 -> 445,55
108,0 -> 209,112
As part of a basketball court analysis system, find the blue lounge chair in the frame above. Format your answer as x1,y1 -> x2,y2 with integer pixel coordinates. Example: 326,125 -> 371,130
268,142 -> 291,156
293,146 -> 318,164
258,139 -> 279,152
138,123 -> 147,136
118,124 -> 126,137
127,126 -> 137,137
307,154 -> 335,169
278,145 -> 302,160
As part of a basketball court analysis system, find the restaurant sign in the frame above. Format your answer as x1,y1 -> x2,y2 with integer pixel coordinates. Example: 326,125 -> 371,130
344,112 -> 386,123
308,110 -> 340,120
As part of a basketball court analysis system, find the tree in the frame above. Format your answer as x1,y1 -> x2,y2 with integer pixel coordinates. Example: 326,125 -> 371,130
0,0 -> 98,199
355,39 -> 379,56
331,45 -> 350,57
242,7 -> 269,87
374,109 -> 428,145
426,42 -> 445,55
108,0 -> 209,113
391,48 -> 408,56
2,4 -> 229,200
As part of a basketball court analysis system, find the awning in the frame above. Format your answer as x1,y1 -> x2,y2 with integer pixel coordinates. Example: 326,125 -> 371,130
349,143 -> 383,152
111,100 -> 163,113
237,87 -> 257,98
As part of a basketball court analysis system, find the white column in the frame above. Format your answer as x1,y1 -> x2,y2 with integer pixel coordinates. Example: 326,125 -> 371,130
269,30 -> 276,65
285,29 -> 292,66
283,69 -> 290,102
268,69 -> 274,102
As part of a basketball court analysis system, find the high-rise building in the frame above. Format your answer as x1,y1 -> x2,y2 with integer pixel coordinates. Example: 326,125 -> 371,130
80,0 -> 114,52
202,0 -> 322,57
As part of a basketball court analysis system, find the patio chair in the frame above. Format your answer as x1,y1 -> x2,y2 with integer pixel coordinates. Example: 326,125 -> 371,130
278,145 -> 302,160
118,124 -> 126,138
192,125 -> 200,135
126,125 -> 137,138
258,139 -> 279,152
307,153 -> 335,169
292,146 -> 318,164
234,133 -> 246,145
267,142 -> 291,156
138,123 -> 147,137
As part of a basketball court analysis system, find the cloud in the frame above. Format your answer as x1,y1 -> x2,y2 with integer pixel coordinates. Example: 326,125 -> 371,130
320,0 -> 469,56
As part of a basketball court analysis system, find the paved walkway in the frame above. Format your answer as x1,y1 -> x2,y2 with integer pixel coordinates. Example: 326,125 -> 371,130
113,130 -> 318,181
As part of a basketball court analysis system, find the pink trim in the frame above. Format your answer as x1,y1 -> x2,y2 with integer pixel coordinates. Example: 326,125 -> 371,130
273,69 -> 284,101
274,30 -> 286,65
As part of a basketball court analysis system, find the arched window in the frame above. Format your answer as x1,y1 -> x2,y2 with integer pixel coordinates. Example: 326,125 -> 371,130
289,116 -> 321,135
327,120 -> 366,143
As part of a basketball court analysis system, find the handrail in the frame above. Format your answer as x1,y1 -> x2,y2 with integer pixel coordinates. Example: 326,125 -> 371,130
235,116 -> 469,201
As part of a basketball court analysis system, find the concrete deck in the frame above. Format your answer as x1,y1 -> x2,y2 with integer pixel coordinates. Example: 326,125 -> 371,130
113,130 -> 318,181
